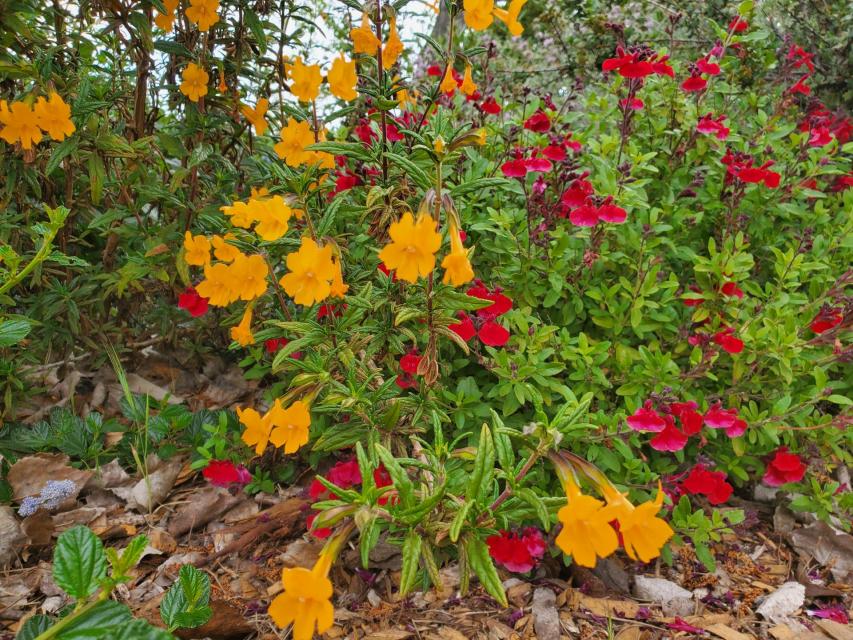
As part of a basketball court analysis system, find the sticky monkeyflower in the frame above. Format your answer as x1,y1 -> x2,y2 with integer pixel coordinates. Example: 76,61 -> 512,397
439,66 -> 457,94
378,213 -> 442,283
230,253 -> 269,301
269,533 -> 350,640
238,407 -> 271,455
286,57 -> 322,103
196,262 -> 239,307
441,223 -> 475,286
554,475 -> 619,568
275,118 -> 316,166
493,0 -> 527,37
183,232 -> 211,266
397,87 -> 416,109
154,0 -> 179,31
433,136 -> 446,154
329,258 -> 349,298
185,0 -> 220,31
350,12 -> 380,55
230,306 -> 255,346
327,54 -> 358,101
460,64 -> 478,96
212,234 -> 241,263
382,17 -> 403,70
268,399 -> 312,454
463,0 -> 495,30
280,237 -> 337,305
252,195 -> 293,241
0,101 -> 42,150
240,99 -> 269,135
221,200 -> 256,228
180,63 -> 209,102
33,92 -> 75,141
601,483 -> 674,563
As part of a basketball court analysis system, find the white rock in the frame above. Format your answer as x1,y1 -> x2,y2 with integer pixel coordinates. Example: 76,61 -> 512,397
755,581 -> 805,623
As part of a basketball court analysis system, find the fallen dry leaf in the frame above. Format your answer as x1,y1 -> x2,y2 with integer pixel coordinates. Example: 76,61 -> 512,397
706,623 -> 753,640
789,520 -> 853,584
565,589 -> 641,618
7,453 -> 92,506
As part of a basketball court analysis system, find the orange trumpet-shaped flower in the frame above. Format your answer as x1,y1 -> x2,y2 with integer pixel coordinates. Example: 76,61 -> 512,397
269,547 -> 337,640
378,213 -> 441,283
0,101 -> 42,150
34,92 -> 75,141
350,12 -> 380,55
238,407 -> 271,455
183,232 -> 211,266
554,474 -> 619,567
493,0 -> 527,37
439,66 -> 457,94
285,57 -> 322,103
280,237 -> 337,305
382,17 -> 403,70
268,399 -> 311,454
460,64 -> 478,96
185,0 -> 220,31
441,224 -> 475,287
601,482 -> 674,563
180,63 -> 209,102
463,0 -> 495,31
240,98 -> 269,135
327,54 -> 358,102
230,306 -> 255,346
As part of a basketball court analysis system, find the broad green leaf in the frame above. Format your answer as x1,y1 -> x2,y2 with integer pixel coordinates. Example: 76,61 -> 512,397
53,526 -> 107,600
160,565 -> 212,630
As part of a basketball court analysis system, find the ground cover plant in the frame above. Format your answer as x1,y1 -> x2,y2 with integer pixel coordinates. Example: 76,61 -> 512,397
0,0 -> 851,638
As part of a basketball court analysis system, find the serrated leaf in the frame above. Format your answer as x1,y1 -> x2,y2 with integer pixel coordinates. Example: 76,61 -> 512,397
0,318 -> 32,347
160,565 -> 212,630
399,530 -> 422,596
55,600 -> 132,638
449,500 -> 473,542
53,526 -> 107,600
466,536 -> 507,606
15,615 -> 51,640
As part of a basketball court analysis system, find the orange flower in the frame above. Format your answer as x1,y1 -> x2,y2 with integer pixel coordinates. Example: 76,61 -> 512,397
196,262 -> 239,306
350,12 -> 380,55
274,118 -> 315,166
34,92 -> 75,141
252,195 -> 293,241
493,0 -> 527,37
378,213 -> 441,283
180,63 -> 209,102
221,200 -> 256,229
212,234 -> 241,262
439,66 -> 457,94
280,237 -> 337,305
327,54 -> 358,102
154,0 -> 179,31
382,17 -> 403,70
230,306 -> 255,346
463,0 -> 495,30
329,258 -> 348,298
441,224 -> 474,286
0,101 -> 42,150
183,231 -> 211,266
240,99 -> 270,135
460,64 -> 478,96
285,57 -> 322,103
268,399 -> 311,454
185,0 -> 220,31
602,484 -> 674,563
269,552 -> 334,640
230,253 -> 269,301
238,407 -> 271,455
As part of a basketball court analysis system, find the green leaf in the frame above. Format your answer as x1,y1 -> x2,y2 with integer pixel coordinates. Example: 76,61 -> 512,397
694,542 -> 716,572
449,500 -> 473,543
160,565 -> 212,630
399,529 -> 423,596
449,177 -> 515,198
56,600 -> 132,638
466,423 -> 494,502
466,536 -> 507,606
374,444 -> 414,506
383,152 -> 432,190
16,615 -> 51,640
111,619 -> 176,640
109,535 -> 149,579
53,526 -> 108,600
0,318 -> 32,347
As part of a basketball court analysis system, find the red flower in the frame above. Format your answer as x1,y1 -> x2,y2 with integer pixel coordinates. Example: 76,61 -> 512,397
649,419 -> 688,452
682,465 -> 733,505
808,126 -> 833,148
478,320 -> 510,347
696,57 -> 721,75
486,528 -> 546,573
681,285 -> 704,307
203,460 -> 251,488
681,74 -> 708,92
597,202 -> 627,224
810,307 -> 843,334
426,64 -> 442,76
568,204 -> 600,227
713,327 -> 744,354
501,158 -> 528,178
317,303 -> 346,319
620,97 -> 644,110
305,512 -> 333,539
560,177 -> 595,208
355,119 -> 377,144
787,45 -> 815,73
788,76 -> 811,96
697,114 -> 730,140
728,17 -> 748,32
726,418 -> 748,438
720,281 -> 743,298
763,448 -> 806,486
542,144 -> 566,162
671,401 -> 703,436
627,405 -> 667,432
333,170 -> 362,195
669,618 -> 705,634
378,262 -> 397,281
480,96 -> 501,114
703,404 -> 738,430
400,351 -> 422,375
524,109 -> 551,133
265,337 -> 289,354
467,282 -> 512,319
525,156 -> 553,173
309,459 -> 362,500
449,312 -> 477,341
178,286 -> 209,317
